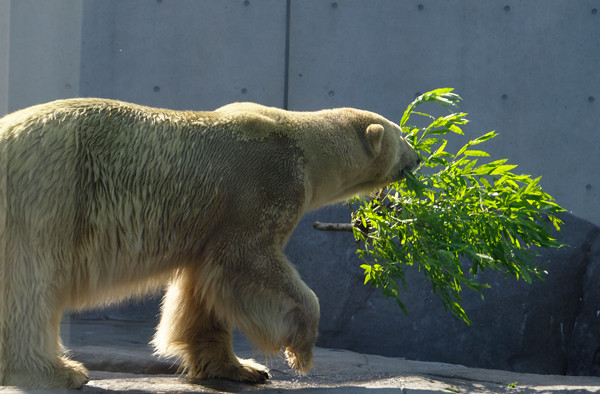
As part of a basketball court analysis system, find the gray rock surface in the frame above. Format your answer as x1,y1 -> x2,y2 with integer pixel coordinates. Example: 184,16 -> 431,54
3,320 -> 600,393
289,208 -> 600,376
68,346 -> 600,393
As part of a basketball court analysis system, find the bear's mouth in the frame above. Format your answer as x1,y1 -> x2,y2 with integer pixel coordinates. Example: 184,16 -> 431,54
390,166 -> 411,183
397,158 -> 421,180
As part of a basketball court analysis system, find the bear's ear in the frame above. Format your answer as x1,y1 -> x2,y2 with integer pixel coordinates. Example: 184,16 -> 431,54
365,124 -> 384,155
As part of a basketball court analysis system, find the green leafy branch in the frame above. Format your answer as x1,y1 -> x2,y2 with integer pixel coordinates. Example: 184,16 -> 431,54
353,88 -> 565,324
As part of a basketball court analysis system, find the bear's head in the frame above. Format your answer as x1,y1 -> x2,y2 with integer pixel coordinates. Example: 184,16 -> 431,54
362,120 -> 420,183
299,108 -> 420,209
318,108 -> 419,197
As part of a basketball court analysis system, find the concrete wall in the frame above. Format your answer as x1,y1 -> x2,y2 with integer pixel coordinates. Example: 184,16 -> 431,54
3,0 -> 82,112
287,1 -> 600,227
0,0 -> 9,115
1,0 -> 597,226
78,0 -> 287,109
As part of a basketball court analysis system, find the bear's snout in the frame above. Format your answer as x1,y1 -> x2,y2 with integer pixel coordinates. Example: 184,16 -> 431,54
407,156 -> 421,172
390,153 -> 420,183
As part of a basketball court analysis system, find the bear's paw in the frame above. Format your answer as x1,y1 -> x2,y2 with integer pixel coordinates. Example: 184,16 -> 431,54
1,357 -> 89,389
284,346 -> 313,375
188,357 -> 269,384
57,358 -> 91,389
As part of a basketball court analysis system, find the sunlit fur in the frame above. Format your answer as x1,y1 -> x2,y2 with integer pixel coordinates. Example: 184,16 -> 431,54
0,99 -> 418,388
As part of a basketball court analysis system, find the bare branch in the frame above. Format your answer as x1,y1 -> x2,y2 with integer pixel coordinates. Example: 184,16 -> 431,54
312,221 -> 354,232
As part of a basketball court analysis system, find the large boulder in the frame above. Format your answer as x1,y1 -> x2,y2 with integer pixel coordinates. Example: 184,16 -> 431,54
288,207 -> 600,376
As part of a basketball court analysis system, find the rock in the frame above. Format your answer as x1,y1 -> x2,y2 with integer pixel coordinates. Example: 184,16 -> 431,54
288,207 -> 600,376
565,226 -> 600,376
16,342 -> 600,393
70,346 -> 177,375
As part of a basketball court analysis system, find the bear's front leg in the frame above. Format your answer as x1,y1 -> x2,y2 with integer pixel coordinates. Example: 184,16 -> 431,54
238,249 -> 320,375
153,246 -> 320,384
205,246 -> 319,375
152,268 -> 269,383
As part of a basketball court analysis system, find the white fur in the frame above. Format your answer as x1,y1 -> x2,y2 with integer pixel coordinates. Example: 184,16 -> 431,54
0,99 -> 418,388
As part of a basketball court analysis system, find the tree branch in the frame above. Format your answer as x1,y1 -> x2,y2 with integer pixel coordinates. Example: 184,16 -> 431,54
312,221 -> 354,232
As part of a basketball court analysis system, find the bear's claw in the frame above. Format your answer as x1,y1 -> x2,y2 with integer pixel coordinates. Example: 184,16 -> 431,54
285,347 -> 313,375
0,358 -> 89,389
232,358 -> 270,383
188,357 -> 269,384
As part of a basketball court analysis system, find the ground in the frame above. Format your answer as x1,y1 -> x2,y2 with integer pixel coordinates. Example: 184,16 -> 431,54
1,317 -> 598,393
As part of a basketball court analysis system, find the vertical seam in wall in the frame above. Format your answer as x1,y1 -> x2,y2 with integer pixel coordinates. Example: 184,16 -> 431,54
76,1 -> 85,99
0,0 -> 11,116
283,0 -> 291,110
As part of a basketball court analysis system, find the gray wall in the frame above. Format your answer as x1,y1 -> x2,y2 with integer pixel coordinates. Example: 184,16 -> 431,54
286,1 -> 600,227
2,0 -> 82,112
0,0 -> 10,115
1,0 -> 598,227
78,0 -> 287,109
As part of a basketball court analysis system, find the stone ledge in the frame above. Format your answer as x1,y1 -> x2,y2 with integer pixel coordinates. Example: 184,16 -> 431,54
4,345 -> 599,393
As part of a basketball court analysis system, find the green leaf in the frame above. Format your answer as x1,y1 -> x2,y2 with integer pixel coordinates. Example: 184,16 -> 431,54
470,131 -> 498,145
490,164 -> 518,175
463,150 -> 490,157
404,169 -> 427,198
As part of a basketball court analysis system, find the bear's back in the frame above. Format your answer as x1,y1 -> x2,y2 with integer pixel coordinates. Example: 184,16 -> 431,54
0,99 -> 307,260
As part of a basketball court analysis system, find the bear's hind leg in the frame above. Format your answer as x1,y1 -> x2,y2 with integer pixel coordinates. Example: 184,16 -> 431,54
0,290 -> 89,388
152,269 -> 269,383
3,356 -> 90,389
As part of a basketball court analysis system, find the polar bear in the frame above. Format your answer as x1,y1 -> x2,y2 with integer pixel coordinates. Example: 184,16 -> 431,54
0,98 -> 419,388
